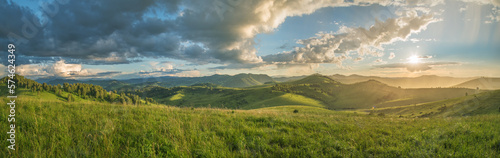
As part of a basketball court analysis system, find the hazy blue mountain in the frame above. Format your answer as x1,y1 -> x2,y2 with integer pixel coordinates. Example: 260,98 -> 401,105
38,73 -> 275,90
328,74 -> 476,88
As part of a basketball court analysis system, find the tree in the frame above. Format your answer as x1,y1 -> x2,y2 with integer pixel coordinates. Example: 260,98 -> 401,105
120,96 -> 126,105
67,94 -> 72,102
95,90 -> 100,99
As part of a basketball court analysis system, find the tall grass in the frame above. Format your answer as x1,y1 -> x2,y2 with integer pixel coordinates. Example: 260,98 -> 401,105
1,98 -> 499,157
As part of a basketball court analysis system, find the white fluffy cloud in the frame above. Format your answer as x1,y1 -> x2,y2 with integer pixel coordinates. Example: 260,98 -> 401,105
262,12 -> 438,66
149,61 -> 174,72
17,60 -> 120,78
178,0 -> 450,65
461,0 -> 500,6
388,52 -> 396,59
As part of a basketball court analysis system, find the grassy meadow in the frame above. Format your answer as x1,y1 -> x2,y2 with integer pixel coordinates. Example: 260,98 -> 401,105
1,94 -> 499,157
1,75 -> 499,157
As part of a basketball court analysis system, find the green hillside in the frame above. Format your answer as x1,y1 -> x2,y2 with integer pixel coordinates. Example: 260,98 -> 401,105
272,74 -> 479,110
372,90 -> 500,117
453,77 -> 500,90
1,75 -> 153,106
2,95 -> 499,157
40,73 -> 276,90
1,75 -> 499,157
136,85 -> 324,109
109,74 -> 482,111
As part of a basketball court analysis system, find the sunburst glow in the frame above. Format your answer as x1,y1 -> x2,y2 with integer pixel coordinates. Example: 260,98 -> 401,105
408,55 -> 421,64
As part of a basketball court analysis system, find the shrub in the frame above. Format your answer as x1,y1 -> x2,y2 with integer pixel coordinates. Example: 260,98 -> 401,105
293,109 -> 299,113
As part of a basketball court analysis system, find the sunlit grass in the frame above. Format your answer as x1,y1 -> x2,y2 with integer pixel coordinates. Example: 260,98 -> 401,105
1,96 -> 499,157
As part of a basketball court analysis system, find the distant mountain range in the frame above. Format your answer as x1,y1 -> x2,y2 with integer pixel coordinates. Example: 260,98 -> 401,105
19,73 -> 500,111
271,74 -> 480,110
133,74 -> 482,110
327,74 -> 476,88
37,73 -> 275,90
452,77 -> 500,90
274,74 -> 500,89
36,73 -> 500,91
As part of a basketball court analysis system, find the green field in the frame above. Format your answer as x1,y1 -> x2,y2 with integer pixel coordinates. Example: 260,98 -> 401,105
1,93 -> 499,157
1,75 -> 500,157
372,90 -> 500,118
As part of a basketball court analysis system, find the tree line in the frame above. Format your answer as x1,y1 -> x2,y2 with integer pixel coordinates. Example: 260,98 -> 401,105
1,75 -> 156,105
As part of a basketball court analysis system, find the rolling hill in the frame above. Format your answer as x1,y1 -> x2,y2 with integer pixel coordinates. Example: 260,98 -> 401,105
38,73 -> 276,90
2,75 -> 499,157
453,77 -> 500,90
39,78 -> 132,91
372,90 -> 500,117
272,74 -> 480,110
328,74 -> 475,88
127,74 -> 481,111
2,95 -> 499,157
135,84 -> 324,110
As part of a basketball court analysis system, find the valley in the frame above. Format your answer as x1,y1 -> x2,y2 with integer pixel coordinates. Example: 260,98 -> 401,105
2,74 -> 499,157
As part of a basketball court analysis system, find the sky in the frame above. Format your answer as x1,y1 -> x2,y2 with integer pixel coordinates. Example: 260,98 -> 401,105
0,0 -> 499,79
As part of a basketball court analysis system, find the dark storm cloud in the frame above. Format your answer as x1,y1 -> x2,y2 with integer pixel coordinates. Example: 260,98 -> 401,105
0,0 -> 182,65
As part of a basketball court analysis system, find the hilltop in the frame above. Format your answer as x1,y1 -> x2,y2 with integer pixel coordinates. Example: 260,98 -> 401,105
38,73 -> 275,90
328,74 -> 475,88
135,84 -> 324,110
453,77 -> 500,90
1,75 -> 154,106
128,74 -> 483,110
1,89 -> 499,157
1,74 -> 499,157
271,74 -> 479,110
372,90 -> 500,117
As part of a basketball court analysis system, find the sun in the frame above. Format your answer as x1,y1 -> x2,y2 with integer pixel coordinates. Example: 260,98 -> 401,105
407,55 -> 420,64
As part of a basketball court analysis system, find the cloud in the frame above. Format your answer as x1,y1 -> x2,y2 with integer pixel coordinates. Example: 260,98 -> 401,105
460,0 -> 500,7
388,52 -> 396,59
354,57 -> 364,62
136,69 -> 200,77
149,61 -> 174,72
485,6 -> 500,23
17,60 -> 121,78
419,55 -> 433,59
178,0 -> 444,64
1,0 -> 448,67
131,60 -> 201,77
0,0 -> 453,69
278,43 -> 290,49
374,61 -> 459,72
0,0 -> 182,65
262,12 -> 438,66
